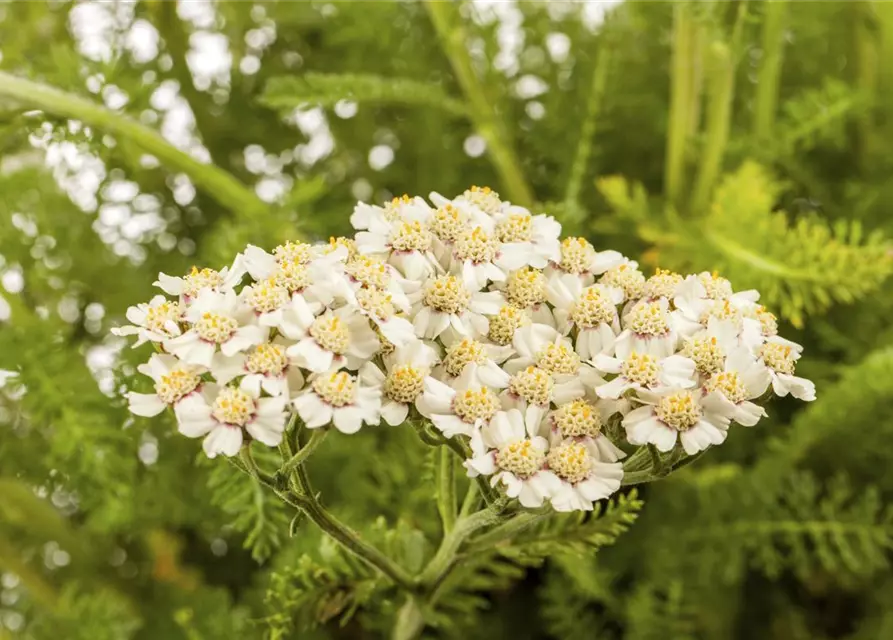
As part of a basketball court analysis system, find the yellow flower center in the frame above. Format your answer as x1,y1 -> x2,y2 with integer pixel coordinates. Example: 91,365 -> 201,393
247,278 -> 289,313
429,204 -> 467,243
536,343 -> 580,375
309,315 -> 350,355
496,439 -> 544,477
423,275 -> 471,314
558,237 -> 596,274
627,300 -> 671,336
464,185 -> 502,214
753,305 -> 778,336
508,366 -> 553,406
496,212 -> 533,243
699,299 -> 740,325
644,268 -> 683,299
506,267 -> 547,308
384,365 -> 425,404
620,351 -> 660,387
145,300 -> 182,336
383,194 -> 412,221
453,387 -> 500,423
681,336 -> 724,375
488,305 -> 529,345
273,241 -> 313,265
706,371 -> 747,404
698,271 -> 733,300
345,256 -> 390,289
570,285 -> 615,328
312,371 -> 357,407
760,342 -> 796,375
552,400 -> 602,438
212,387 -> 256,426
391,220 -> 432,252
156,367 -> 201,404
246,343 -> 288,375
274,260 -> 311,293
443,338 -> 487,377
655,391 -> 702,431
454,226 -> 499,263
183,267 -> 223,297
356,287 -> 395,321
601,263 -> 646,300
195,312 -> 239,344
547,441 -> 593,484
326,236 -> 357,259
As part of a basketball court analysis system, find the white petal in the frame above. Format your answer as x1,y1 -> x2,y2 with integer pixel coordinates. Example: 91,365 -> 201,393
203,425 -> 243,458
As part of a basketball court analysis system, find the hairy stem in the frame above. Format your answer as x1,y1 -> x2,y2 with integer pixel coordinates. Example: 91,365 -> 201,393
425,1 -> 534,207
435,446 -> 457,533
563,44 -> 612,227
0,71 -> 267,217
753,0 -> 788,140
279,429 -> 328,476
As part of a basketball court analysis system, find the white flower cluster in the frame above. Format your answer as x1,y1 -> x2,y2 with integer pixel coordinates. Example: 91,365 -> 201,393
114,185 -> 815,512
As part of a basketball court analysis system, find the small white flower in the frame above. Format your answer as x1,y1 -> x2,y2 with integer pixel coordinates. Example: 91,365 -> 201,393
430,186 -> 503,218
541,437 -> 624,512
154,258 -> 246,300
351,194 -> 432,230
433,335 -> 513,389
672,274 -> 762,345
677,317 -> 740,379
359,340 -> 439,426
598,260 -> 647,302
485,304 -> 532,347
341,255 -> 415,310
546,274 -> 622,359
112,295 -> 183,347
211,340 -> 305,398
410,274 -> 503,340
353,286 -> 416,348
497,267 -> 555,326
293,369 -> 382,434
278,297 -> 380,372
450,224 -> 507,290
355,214 -> 440,281
491,208 -> 561,271
548,398 -> 627,462
464,407 -> 554,509
240,243 -> 348,306
419,365 -> 502,438
622,387 -> 733,455
642,268 -> 686,300
164,290 -> 266,367
126,354 -> 204,417
175,380 -> 289,458
703,347 -> 771,426
593,349 -> 696,399
758,337 -> 816,401
547,237 -> 625,283
613,297 -> 679,359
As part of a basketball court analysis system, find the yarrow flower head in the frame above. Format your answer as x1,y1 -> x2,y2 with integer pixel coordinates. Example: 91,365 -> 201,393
113,185 -> 814,515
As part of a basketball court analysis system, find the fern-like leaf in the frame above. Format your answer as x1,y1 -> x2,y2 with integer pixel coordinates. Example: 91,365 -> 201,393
260,73 -> 467,116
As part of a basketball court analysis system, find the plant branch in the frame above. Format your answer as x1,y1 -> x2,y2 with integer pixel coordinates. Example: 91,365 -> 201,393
279,428 -> 327,477
665,3 -> 695,208
424,1 -> 534,207
435,446 -> 457,533
753,0 -> 788,140
0,71 -> 267,217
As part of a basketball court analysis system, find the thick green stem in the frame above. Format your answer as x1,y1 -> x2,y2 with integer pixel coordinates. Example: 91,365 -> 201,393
665,3 -> 695,208
391,596 -> 426,640
563,44 -> 612,227
459,480 -> 480,517
464,511 -> 545,554
279,429 -> 327,476
425,1 -> 534,207
435,446 -> 457,533
0,71 -> 267,217
753,0 -> 788,140
418,499 -> 508,588
690,41 -> 735,214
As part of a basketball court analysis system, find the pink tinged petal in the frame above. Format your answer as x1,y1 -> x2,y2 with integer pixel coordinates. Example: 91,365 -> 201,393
293,392 -> 333,428
732,401 -> 766,427
381,401 -> 409,426
289,339 -> 334,372
431,414 -> 471,438
203,425 -> 243,458
127,393 -> 167,417
465,452 -> 498,477
333,406 -> 365,434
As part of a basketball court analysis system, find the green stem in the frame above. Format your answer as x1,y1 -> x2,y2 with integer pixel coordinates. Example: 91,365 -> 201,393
459,480 -> 480,518
753,0 -> 788,140
464,510 -> 545,554
279,429 -> 327,476
238,445 -> 276,488
563,44 -> 612,226
665,3 -> 695,208
391,596 -> 426,640
0,71 -> 267,217
424,1 -> 534,207
418,499 -> 508,588
435,447 -> 457,533
690,40 -> 735,214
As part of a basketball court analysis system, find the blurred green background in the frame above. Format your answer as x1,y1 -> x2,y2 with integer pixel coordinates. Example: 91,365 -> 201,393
2,1 -> 893,638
